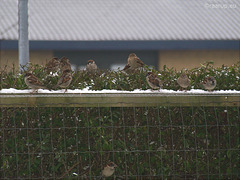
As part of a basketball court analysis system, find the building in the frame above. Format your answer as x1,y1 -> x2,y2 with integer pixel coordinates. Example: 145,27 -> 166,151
0,0 -> 239,71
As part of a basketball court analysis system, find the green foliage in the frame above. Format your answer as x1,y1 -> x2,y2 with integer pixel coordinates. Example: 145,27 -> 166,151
0,61 -> 239,91
1,106 -> 239,179
0,61 -> 239,179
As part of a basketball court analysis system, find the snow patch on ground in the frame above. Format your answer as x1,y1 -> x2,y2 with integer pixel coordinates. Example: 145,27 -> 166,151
0,88 -> 240,94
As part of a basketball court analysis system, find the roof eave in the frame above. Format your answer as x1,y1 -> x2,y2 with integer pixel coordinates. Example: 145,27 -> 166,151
0,40 -> 239,50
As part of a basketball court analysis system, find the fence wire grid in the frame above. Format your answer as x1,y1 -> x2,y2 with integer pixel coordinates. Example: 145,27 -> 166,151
0,100 -> 239,179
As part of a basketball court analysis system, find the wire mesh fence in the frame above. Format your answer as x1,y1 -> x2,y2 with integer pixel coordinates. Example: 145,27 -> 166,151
0,94 -> 239,179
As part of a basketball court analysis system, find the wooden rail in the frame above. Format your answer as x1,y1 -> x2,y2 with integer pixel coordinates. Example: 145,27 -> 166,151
0,93 -> 239,107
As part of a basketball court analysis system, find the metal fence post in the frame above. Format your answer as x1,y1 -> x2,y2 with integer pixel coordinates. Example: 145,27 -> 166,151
18,0 -> 29,69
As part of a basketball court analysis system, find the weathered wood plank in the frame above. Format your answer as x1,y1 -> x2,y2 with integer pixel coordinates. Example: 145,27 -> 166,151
0,93 -> 239,107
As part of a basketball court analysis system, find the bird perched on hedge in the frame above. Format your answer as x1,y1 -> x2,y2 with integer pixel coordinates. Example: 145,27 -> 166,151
122,63 -> 134,73
146,72 -> 163,90
24,72 -> 46,93
177,72 -> 190,91
86,59 -> 98,73
127,53 -> 145,70
60,57 -> 72,72
202,76 -> 217,91
100,162 -> 117,179
44,57 -> 60,74
54,69 -> 72,92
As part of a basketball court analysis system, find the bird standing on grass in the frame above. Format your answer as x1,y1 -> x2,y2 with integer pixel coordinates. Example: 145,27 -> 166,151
202,76 -> 217,91
60,57 -> 72,72
146,72 -> 163,90
100,162 -> 117,179
86,59 -> 98,73
177,72 -> 190,91
44,57 -> 60,74
24,72 -> 46,93
54,69 -> 72,92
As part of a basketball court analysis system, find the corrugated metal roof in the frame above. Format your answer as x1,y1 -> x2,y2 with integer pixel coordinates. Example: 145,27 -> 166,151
0,0 -> 239,41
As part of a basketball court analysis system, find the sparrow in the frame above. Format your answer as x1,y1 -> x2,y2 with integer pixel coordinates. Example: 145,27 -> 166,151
177,72 -> 190,91
101,162 -> 117,179
122,63 -> 134,74
86,59 -> 98,73
127,53 -> 145,70
202,76 -> 217,91
44,57 -> 60,73
54,69 -> 72,92
146,72 -> 163,90
60,56 -> 72,72
24,72 -> 46,92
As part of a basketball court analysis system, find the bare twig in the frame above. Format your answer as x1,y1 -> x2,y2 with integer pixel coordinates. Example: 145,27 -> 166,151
60,158 -> 95,179
60,160 -> 82,178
